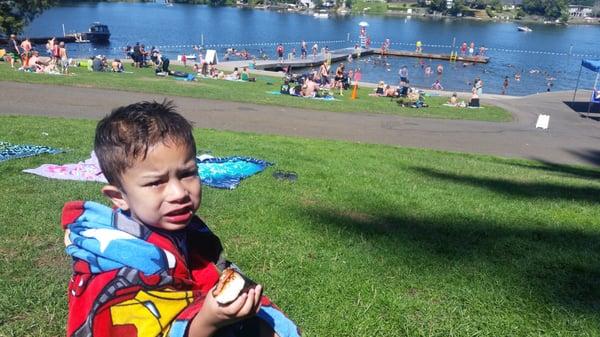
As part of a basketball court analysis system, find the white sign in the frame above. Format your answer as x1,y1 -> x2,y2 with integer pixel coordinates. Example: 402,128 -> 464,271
535,114 -> 550,129
205,49 -> 218,65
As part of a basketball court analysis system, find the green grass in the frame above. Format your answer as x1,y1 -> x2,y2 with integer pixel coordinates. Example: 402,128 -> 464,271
1,115 -> 600,336
0,62 -> 511,122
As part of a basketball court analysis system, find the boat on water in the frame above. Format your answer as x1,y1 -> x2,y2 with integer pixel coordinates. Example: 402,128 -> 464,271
517,26 -> 532,32
313,10 -> 329,18
81,23 -> 110,43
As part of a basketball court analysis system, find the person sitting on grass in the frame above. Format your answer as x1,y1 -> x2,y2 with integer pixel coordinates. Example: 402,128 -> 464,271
301,75 -> 317,97
384,85 -> 398,97
241,67 -> 255,81
226,67 -> 240,80
469,87 -> 480,107
448,92 -> 458,106
23,50 -> 48,73
111,59 -> 124,72
60,100 -> 301,337
92,56 -> 106,72
370,81 -> 386,96
446,92 -> 467,107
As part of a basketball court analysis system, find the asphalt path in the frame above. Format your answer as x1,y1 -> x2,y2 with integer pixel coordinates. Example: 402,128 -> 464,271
1,81 -> 599,167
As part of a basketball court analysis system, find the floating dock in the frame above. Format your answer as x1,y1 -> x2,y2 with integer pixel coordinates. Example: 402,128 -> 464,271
378,49 -> 489,64
219,47 -> 489,72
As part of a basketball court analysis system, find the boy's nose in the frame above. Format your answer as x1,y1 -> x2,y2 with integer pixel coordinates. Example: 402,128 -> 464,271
166,179 -> 188,201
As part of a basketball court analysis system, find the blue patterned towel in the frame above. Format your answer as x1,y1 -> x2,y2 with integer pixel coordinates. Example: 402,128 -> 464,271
0,141 -> 62,163
197,156 -> 272,189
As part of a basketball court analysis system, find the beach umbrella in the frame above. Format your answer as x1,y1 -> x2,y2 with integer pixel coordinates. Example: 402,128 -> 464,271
358,21 -> 369,27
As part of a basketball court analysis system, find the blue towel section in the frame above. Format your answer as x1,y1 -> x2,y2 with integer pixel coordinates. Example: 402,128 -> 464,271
0,141 -> 62,163
197,156 -> 272,189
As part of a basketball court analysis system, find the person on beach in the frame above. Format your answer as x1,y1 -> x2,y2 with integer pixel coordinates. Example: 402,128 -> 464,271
111,59 -> 124,72
448,92 -> 458,106
20,38 -> 32,67
502,76 -> 509,95
181,53 -> 187,67
475,77 -> 483,96
59,41 -> 69,74
60,100 -> 301,337
384,84 -> 398,97
319,62 -> 329,86
333,63 -> 345,95
6,34 -> 21,68
312,43 -> 318,59
24,50 -> 47,72
46,37 -> 56,57
276,43 -> 284,62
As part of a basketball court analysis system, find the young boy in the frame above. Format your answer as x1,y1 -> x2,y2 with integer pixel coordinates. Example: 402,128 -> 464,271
61,101 -> 300,337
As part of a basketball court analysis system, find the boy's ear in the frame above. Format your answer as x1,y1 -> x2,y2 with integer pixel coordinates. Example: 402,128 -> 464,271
101,185 -> 130,211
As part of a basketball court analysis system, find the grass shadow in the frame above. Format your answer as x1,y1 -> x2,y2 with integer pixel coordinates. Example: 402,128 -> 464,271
496,157 -> 600,179
412,166 -> 600,203
297,203 -> 600,314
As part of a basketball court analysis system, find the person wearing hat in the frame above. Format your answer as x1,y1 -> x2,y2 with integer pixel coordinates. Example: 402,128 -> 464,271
6,34 -> 21,68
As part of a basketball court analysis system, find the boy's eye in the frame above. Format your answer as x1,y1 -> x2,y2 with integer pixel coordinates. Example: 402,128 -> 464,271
144,180 -> 164,187
181,169 -> 198,179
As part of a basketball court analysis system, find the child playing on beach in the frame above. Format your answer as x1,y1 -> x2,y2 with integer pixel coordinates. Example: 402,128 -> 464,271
60,101 -> 300,337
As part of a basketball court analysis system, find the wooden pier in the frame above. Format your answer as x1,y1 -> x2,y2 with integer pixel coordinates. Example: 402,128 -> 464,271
218,47 -> 489,72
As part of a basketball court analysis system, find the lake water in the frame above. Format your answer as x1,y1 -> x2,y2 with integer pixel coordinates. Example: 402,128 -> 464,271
25,1 -> 600,95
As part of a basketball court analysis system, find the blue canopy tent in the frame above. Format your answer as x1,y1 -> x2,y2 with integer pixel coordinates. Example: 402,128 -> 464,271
572,59 -> 600,116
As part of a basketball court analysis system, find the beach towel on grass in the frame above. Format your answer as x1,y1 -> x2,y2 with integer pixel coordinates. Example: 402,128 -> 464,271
62,200 -> 301,337
197,156 -> 272,189
23,151 -> 108,183
0,141 -> 62,163
24,153 -> 271,189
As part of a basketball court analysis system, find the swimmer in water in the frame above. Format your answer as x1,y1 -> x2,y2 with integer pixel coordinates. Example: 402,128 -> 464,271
436,64 -> 443,74
424,65 -> 432,76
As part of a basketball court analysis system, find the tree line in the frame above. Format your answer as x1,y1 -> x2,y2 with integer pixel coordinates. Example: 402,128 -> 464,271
2,0 -> 598,35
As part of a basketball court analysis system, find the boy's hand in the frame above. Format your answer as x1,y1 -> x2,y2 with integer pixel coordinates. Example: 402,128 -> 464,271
188,284 -> 263,337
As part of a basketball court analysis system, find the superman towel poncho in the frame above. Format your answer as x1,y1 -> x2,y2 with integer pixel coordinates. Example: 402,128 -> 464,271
61,201 -> 301,337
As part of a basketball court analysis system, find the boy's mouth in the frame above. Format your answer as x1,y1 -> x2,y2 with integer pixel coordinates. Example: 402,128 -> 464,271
164,207 -> 192,223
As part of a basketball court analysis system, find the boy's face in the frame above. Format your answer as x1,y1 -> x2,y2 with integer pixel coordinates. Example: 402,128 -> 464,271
102,140 -> 201,231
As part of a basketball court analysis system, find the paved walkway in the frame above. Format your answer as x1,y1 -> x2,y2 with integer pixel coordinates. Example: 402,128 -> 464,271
1,81 -> 599,167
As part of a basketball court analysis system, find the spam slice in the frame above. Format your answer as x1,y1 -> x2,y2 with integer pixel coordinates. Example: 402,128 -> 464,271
212,268 -> 256,304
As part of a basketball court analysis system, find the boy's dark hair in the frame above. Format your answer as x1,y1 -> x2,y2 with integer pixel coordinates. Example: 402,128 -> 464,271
94,100 -> 196,188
